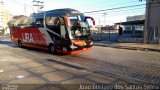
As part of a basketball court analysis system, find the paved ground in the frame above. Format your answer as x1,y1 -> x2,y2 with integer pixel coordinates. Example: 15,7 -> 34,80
0,41 -> 160,90
94,41 -> 160,52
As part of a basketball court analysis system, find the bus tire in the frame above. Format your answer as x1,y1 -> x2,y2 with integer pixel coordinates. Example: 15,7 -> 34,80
18,40 -> 23,48
49,44 -> 56,54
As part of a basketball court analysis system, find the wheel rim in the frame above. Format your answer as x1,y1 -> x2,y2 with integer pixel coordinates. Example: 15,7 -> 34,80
50,45 -> 55,53
18,42 -> 22,47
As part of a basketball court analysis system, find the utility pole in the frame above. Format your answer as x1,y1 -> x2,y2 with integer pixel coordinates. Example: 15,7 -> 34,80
24,4 -> 27,15
98,19 -> 101,33
32,0 -> 44,13
101,13 -> 106,34
144,0 -> 149,44
103,12 -> 107,26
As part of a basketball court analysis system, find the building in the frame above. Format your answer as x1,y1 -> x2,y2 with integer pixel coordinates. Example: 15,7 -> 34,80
117,15 -> 145,36
127,15 -> 145,22
115,15 -> 145,43
144,0 -> 160,44
0,0 -> 12,28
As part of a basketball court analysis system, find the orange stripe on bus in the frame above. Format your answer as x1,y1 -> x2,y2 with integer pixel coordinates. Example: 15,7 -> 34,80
57,47 -> 92,55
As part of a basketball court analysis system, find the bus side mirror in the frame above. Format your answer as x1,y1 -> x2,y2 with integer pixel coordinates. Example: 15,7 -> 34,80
84,17 -> 95,25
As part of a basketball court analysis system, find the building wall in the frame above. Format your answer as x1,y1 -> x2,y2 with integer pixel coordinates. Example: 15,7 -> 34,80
124,25 -> 143,31
0,0 -> 12,28
145,0 -> 160,44
127,15 -> 145,22
0,8 -> 2,26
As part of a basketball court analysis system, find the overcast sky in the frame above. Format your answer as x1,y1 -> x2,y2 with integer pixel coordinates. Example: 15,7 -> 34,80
3,0 -> 146,25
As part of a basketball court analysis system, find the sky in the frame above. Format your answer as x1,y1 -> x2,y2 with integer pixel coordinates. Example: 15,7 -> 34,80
2,0 -> 146,25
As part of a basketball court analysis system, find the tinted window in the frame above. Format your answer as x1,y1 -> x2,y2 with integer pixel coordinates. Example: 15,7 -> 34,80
45,16 -> 60,34
33,18 -> 44,27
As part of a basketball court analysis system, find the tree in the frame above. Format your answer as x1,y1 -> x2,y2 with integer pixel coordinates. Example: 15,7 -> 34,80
0,29 -> 5,35
8,15 -> 28,28
12,15 -> 26,19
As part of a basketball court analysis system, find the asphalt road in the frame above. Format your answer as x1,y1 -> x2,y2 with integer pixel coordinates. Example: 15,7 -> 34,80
0,40 -> 160,90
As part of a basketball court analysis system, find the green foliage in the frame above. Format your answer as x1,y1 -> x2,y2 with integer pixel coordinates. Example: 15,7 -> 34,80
12,15 -> 26,19
8,15 -> 32,28
0,29 -> 5,35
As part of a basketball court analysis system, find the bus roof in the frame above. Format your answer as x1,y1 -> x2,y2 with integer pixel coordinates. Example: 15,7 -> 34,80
31,8 -> 83,18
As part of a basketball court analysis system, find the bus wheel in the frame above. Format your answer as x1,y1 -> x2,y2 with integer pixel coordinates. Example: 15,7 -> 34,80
49,44 -> 56,54
18,40 -> 22,48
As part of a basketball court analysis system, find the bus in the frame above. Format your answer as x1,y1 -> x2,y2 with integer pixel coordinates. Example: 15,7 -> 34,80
9,8 -> 95,54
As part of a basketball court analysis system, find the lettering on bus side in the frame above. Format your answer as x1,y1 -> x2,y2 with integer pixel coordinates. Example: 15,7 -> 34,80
22,33 -> 47,45
22,33 -> 34,42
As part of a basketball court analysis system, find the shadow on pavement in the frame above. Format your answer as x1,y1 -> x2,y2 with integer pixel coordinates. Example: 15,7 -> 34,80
0,40 -> 12,44
0,40 -> 17,47
46,59 -> 86,70
23,47 -> 66,56
0,40 -> 66,56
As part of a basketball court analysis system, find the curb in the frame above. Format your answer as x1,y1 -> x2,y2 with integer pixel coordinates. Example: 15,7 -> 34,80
94,43 -> 160,53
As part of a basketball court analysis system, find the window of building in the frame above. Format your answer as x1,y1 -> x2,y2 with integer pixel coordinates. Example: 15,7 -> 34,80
125,26 -> 132,31
135,25 -> 143,31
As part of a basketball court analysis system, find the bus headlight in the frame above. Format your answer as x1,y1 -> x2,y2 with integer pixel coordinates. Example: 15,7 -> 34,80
70,44 -> 78,49
90,42 -> 93,45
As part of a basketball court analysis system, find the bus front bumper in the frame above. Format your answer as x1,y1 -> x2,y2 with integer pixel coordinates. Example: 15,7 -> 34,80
56,47 -> 92,55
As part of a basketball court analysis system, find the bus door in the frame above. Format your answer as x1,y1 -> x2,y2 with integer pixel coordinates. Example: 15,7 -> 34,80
46,16 -> 66,49
59,17 -> 69,51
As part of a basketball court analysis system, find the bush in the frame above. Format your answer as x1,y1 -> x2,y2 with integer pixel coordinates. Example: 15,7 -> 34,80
0,29 -> 5,35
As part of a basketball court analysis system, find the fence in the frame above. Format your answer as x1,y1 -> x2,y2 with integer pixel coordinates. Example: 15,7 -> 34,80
118,37 -> 143,43
91,33 -> 119,42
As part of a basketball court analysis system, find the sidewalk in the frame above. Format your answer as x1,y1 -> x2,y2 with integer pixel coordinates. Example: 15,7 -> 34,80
93,41 -> 160,52
0,34 -> 10,41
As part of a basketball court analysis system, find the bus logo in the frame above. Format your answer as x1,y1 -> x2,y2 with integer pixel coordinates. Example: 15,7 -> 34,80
22,33 -> 34,42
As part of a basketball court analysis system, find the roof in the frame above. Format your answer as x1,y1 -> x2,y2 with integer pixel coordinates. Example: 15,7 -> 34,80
115,20 -> 145,25
46,8 -> 80,14
31,8 -> 83,18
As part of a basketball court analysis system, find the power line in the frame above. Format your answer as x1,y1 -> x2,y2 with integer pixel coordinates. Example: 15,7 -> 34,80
11,0 -> 25,7
88,7 -> 145,19
86,7 -> 146,24
73,0 -> 143,12
84,4 -> 146,13
88,2 -> 160,25
84,1 -> 143,12
11,0 -> 36,15
84,1 -> 160,14
88,1 -> 159,15
86,6 -> 145,15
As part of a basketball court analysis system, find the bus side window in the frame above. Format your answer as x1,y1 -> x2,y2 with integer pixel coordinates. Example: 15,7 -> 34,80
59,17 -> 66,37
46,17 -> 55,29
45,16 -> 61,35
34,18 -> 44,27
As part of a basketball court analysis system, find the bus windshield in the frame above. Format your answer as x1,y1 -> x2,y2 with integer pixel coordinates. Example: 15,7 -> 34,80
69,16 -> 90,39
